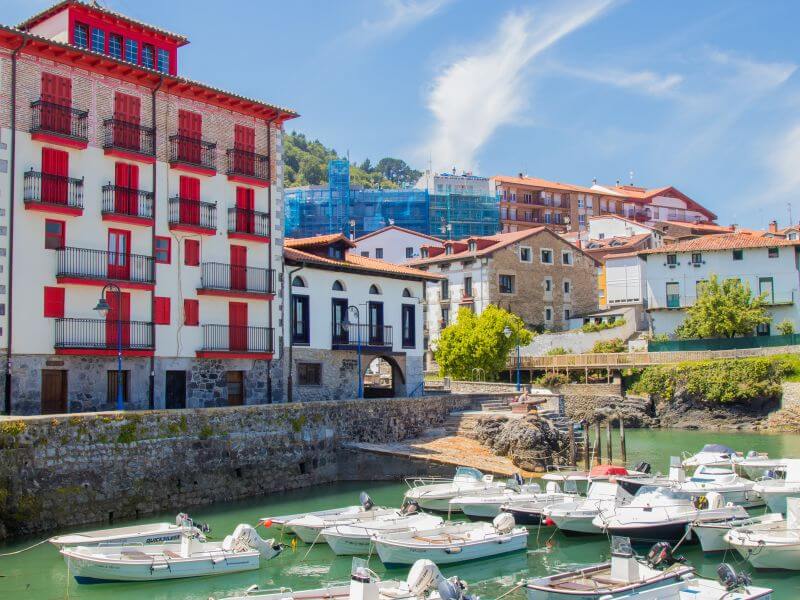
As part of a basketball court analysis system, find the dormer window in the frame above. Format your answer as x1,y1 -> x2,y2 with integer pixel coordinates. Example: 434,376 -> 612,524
91,28 -> 105,53
142,44 -> 155,69
157,48 -> 170,73
328,246 -> 344,260
421,248 -> 429,258
468,241 -> 477,252
73,23 -> 88,49
125,39 -> 138,63
109,33 -> 122,59
445,244 -> 453,255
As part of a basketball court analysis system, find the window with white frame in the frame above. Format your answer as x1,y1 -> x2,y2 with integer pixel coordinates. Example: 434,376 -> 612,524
562,250 -> 573,265
564,280 -> 571,294
540,249 -> 553,264
91,28 -> 105,53
520,246 -> 532,262
544,277 -> 552,293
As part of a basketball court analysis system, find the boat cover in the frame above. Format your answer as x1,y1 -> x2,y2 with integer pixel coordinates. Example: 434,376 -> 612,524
699,444 -> 736,454
590,465 -> 628,477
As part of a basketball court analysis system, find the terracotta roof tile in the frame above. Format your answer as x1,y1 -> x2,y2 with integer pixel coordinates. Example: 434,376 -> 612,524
407,227 -> 547,265
491,175 -> 598,195
285,233 -> 354,248
639,234 -> 800,254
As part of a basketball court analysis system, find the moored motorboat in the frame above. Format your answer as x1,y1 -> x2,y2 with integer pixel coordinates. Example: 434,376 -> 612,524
48,513 -> 209,549
373,513 -> 527,567
452,480 -> 569,520
404,467 -> 506,512
322,509 -> 444,555
543,479 -> 635,536
724,497 -> 800,570
60,524 -> 281,583
753,459 -> 800,513
499,482 -> 579,526
282,493 -> 398,543
682,444 -> 743,468
692,513 -> 784,553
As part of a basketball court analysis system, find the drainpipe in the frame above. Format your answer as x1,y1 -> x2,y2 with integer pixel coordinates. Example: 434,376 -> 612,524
285,263 -> 304,403
148,76 -> 164,410
265,115 -> 277,403
4,34 -> 29,415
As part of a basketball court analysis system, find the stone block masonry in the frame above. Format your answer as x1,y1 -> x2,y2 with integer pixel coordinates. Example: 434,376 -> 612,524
0,394 -> 477,539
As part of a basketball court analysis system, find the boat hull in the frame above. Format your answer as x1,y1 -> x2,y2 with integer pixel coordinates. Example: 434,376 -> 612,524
761,489 -> 796,514
729,540 -> 800,570
289,524 -> 326,544
460,502 -> 504,520
501,507 -> 544,526
322,533 -> 372,555
49,525 -> 186,549
548,513 -> 601,535
375,533 -> 528,566
692,524 -> 730,553
603,521 -> 692,544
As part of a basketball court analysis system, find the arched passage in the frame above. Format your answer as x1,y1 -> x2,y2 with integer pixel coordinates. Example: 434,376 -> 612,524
363,355 -> 405,398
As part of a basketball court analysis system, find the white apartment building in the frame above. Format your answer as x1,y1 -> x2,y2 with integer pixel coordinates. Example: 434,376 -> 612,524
283,234 -> 438,401
354,225 -> 444,263
0,1 -> 296,414
414,170 -> 495,196
587,215 -> 663,245
641,235 -> 800,336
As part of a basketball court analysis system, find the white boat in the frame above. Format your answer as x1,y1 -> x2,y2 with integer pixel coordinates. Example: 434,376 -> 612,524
61,524 -> 281,583
543,480 -> 635,535
524,536 -> 772,599
212,558 -> 475,600
283,493 -> 398,543
594,487 -> 748,543
49,513 -> 209,549
449,481 -> 549,519
322,511 -> 444,555
725,497 -> 800,570
499,482 -> 580,526
404,467 -> 505,512
692,513 -> 784,553
753,458 -> 800,513
374,513 -> 527,567
682,444 -> 743,468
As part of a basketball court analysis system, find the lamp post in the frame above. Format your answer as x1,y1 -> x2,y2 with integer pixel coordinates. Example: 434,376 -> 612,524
349,218 -> 356,241
94,283 -> 124,411
504,325 -> 521,392
343,305 -> 363,399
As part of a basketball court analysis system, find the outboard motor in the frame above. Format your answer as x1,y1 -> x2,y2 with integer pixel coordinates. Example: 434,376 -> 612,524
513,473 -> 524,486
225,524 -> 283,559
717,563 -> 751,591
633,461 -> 651,475
406,560 -> 473,600
176,513 -> 211,536
492,512 -> 516,535
645,541 -> 682,569
359,491 -> 374,511
401,499 -> 420,515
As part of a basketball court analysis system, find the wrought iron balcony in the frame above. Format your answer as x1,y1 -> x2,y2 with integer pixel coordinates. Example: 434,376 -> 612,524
103,118 -> 155,158
227,207 -> 270,239
23,169 -> 84,213
201,324 -> 274,354
226,148 -> 270,183
101,184 -> 154,221
331,322 -> 393,348
30,100 -> 88,144
169,134 -> 216,172
57,247 -> 155,285
55,318 -> 155,351
199,263 -> 274,296
168,197 -> 217,232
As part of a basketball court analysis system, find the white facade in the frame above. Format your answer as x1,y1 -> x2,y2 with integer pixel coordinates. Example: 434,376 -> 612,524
423,259 -> 491,342
605,255 -> 646,307
588,216 -> 659,243
414,170 -> 495,196
355,226 -> 444,263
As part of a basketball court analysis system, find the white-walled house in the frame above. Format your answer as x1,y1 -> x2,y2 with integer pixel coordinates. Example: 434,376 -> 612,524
587,215 -> 663,245
354,225 -> 444,263
605,252 -> 646,307
641,234 -> 800,336
283,234 -> 440,401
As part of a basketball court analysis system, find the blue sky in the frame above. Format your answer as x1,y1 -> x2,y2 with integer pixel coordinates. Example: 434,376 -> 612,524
9,1 -> 800,228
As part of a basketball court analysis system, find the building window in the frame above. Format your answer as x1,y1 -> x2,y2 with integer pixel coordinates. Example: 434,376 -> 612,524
759,277 -> 774,303
375,248 -> 384,259
441,307 -> 450,326
369,284 -> 381,295
142,44 -> 155,68
564,308 -> 571,320
292,276 -> 306,287
91,28 -> 105,53
157,48 -> 170,73
544,277 -> 552,292
297,363 -> 322,386
125,39 -> 138,63
154,297 -> 171,325
291,294 -> 310,344
108,34 -> 122,59
405,247 -> 414,258
545,307 -> 552,321
696,280 -> 707,298
756,322 -> 771,337
666,254 -> 678,266
328,246 -> 343,260
44,219 -> 65,250
520,246 -> 532,262
359,251 -> 368,258
154,236 -> 171,263
463,276 -> 473,298
184,299 -> 199,326
43,287 -> 65,318
402,288 -> 412,297
561,251 -> 573,265
564,280 -> 571,294
666,282 -> 680,308
768,247 -> 779,258
499,274 -> 515,294
73,23 -> 88,48
332,280 -> 345,291
401,304 -> 416,348
468,241 -> 477,252
540,249 -> 553,264
732,249 -> 743,261
691,252 -> 702,265
441,279 -> 449,300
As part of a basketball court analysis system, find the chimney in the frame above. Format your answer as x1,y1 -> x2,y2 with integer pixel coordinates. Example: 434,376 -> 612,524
518,172 -> 524,178
731,223 -> 739,233
769,220 -> 778,233
592,178 -> 597,185
616,179 -> 620,187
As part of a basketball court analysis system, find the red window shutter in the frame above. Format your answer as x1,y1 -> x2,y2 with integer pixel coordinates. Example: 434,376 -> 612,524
234,125 -> 255,151
114,92 -> 140,125
178,109 -> 201,138
43,286 -> 65,318
184,239 -> 200,266
179,176 -> 200,201
42,147 -> 68,177
41,73 -> 71,105
184,299 -> 199,326
154,297 -> 170,325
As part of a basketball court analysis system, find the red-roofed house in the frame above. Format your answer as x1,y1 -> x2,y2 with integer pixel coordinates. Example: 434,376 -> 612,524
354,225 -> 445,264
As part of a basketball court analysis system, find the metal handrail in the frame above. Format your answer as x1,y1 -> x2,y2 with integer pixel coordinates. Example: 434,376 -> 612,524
30,99 -> 88,140
101,184 -> 154,219
103,118 -> 155,156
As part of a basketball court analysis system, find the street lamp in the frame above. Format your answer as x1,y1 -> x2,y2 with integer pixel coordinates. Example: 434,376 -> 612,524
349,218 -> 356,241
343,305 -> 363,399
504,325 -> 521,392
94,283 -> 124,411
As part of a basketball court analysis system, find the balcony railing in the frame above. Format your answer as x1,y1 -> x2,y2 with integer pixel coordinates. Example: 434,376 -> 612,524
201,324 -> 274,354
23,169 -> 84,210
30,100 -> 88,142
55,318 -> 154,350
57,247 -> 155,285
331,322 -> 393,348
666,293 -> 681,308
168,197 -> 217,231
101,184 -> 154,221
169,134 -> 216,171
199,262 -> 274,295
226,148 -> 270,182
103,118 -> 155,157
227,207 -> 270,239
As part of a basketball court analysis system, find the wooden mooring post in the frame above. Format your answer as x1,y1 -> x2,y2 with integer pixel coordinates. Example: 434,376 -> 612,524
583,421 -> 590,471
594,422 -> 602,465
606,420 -> 613,465
618,412 -> 627,466
568,427 -> 576,466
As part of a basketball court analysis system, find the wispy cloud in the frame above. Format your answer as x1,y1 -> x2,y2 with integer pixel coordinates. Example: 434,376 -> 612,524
419,0 -> 614,172
555,65 -> 683,97
767,125 -> 800,198
355,0 -> 453,41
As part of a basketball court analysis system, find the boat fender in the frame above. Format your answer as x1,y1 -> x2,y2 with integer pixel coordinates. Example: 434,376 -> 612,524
717,563 -> 751,591
492,512 -> 516,534
444,547 -> 462,554
360,492 -> 375,511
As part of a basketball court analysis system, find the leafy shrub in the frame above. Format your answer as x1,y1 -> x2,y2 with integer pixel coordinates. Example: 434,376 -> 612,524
546,347 -> 571,356
537,372 -> 569,387
590,338 -> 627,353
581,318 -> 625,333
649,333 -> 670,343
777,319 -> 796,336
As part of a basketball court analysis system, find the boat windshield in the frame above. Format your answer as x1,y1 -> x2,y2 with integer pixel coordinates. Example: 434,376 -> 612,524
454,467 -> 484,482
587,481 -> 618,500
632,486 -> 694,505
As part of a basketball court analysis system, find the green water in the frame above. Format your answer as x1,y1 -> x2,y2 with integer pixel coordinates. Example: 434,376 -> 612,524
2,429 -> 800,599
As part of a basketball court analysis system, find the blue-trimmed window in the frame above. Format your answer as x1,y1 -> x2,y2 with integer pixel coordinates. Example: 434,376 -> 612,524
108,34 -> 122,59
157,48 -> 170,73
73,23 -> 88,48
142,44 -> 154,69
125,39 -> 138,63
91,28 -> 105,53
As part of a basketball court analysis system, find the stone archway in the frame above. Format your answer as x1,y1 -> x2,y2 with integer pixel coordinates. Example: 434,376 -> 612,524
362,354 -> 406,398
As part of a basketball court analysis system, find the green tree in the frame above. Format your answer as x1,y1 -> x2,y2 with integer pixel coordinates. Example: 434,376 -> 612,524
375,158 -> 422,187
777,319 -> 796,336
675,275 -> 771,339
433,305 -> 533,380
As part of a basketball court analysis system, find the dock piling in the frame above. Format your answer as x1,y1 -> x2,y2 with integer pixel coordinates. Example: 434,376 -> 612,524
568,427 -> 576,466
594,422 -> 602,466
618,412 -> 627,466
605,420 -> 613,465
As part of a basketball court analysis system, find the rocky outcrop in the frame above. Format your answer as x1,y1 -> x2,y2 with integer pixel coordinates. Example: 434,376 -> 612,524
767,405 -> 800,432
563,393 -> 657,428
652,393 -> 777,430
472,414 -> 569,471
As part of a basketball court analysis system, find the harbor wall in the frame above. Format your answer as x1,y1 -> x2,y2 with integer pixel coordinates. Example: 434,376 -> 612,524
0,395 -> 477,540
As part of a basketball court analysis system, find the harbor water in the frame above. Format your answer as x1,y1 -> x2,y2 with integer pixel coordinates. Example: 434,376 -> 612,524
1,429 -> 800,599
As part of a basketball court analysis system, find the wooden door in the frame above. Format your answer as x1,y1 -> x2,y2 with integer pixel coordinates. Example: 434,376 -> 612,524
229,302 -> 248,351
234,124 -> 255,174
235,187 -> 255,233
114,92 -> 141,149
165,371 -> 186,410
331,298 -> 348,344
179,176 -> 200,224
178,109 -> 202,163
41,72 -> 71,133
41,147 -> 68,204
368,301 -> 384,345
107,229 -> 131,280
226,371 -> 244,406
230,245 -> 247,291
41,370 -> 67,414
114,162 -> 139,215
105,290 -> 131,348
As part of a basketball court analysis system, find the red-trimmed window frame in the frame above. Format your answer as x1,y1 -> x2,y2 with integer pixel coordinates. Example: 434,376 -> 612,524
45,219 -> 66,249
154,236 -> 171,264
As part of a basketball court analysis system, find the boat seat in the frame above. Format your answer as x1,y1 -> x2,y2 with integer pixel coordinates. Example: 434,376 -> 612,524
589,576 -> 625,586
120,550 -> 150,560
164,550 -> 182,559
412,534 -> 466,544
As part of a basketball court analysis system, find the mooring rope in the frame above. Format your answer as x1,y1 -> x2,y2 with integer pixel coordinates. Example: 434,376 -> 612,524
0,538 -> 49,557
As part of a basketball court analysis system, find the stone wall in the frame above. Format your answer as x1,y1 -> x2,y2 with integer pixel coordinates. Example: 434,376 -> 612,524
554,383 -> 622,396
782,382 -> 800,409
448,380 -> 522,394
0,394 -> 477,539
521,307 -> 637,355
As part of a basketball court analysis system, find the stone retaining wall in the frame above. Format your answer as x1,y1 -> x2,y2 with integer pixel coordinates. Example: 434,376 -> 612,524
782,382 -> 800,409
0,395 -> 477,539
554,383 -> 622,396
